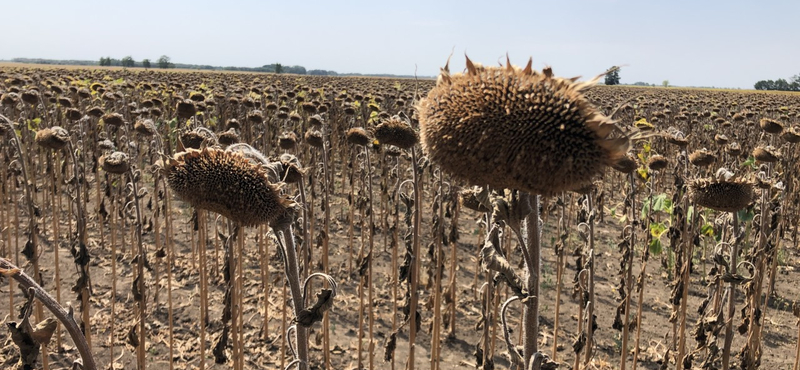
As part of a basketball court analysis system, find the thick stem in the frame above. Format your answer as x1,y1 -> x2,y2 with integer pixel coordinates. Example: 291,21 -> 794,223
277,224 -> 309,370
407,146 -> 422,370
198,210 -> 208,370
522,193 -> 541,363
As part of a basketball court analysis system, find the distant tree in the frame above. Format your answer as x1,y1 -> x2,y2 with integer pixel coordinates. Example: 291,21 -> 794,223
99,57 -> 112,66
662,80 -> 669,88
274,63 -> 283,74
774,78 -> 791,91
631,81 -> 649,86
754,77 -> 800,91
142,59 -> 151,69
604,66 -> 620,85
157,55 -> 173,69
287,65 -> 306,74
121,56 -> 135,68
754,80 -> 773,90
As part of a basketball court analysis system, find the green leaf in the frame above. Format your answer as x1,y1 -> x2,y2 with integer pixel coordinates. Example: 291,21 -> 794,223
740,155 -> 755,168
652,194 -> 672,214
649,238 -> 662,255
641,197 -> 651,220
700,223 -> 715,237
737,209 -> 754,223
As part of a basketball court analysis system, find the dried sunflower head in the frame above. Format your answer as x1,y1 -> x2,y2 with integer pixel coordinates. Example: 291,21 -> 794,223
374,115 -> 418,149
759,118 -> 783,135
102,113 -> 125,128
218,128 -> 240,147
180,128 -> 217,150
346,127 -> 372,146
101,151 -> 130,174
65,108 -> 82,121
752,146 -> 779,163
689,149 -> 716,167
611,154 -> 637,174
87,106 -> 105,118
278,153 -> 304,184
165,148 -> 291,227
134,119 -> 157,136
305,129 -> 324,148
780,128 -> 800,144
176,99 -> 197,119
418,56 -> 628,195
689,178 -> 753,212
35,126 -> 70,150
647,155 -> 668,171
279,131 -> 298,150
727,142 -> 742,156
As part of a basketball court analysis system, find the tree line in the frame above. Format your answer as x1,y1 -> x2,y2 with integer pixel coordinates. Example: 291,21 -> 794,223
98,55 -> 171,69
94,57 -> 336,75
8,57 -> 424,78
754,74 -> 800,91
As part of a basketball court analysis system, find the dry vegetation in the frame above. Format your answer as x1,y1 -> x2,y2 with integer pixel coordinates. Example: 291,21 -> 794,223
0,60 -> 799,370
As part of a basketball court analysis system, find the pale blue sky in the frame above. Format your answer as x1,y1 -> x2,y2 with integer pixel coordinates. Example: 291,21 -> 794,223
2,0 -> 798,89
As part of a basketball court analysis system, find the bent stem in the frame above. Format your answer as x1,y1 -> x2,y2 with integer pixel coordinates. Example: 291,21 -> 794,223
0,257 -> 98,370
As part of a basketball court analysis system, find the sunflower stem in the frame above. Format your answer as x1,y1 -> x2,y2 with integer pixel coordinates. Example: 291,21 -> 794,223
522,192 -> 541,364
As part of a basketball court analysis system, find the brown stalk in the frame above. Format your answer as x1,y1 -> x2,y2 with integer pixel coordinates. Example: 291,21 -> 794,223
406,146 -> 423,370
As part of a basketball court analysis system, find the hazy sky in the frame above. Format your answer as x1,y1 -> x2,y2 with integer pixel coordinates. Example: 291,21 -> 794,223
2,0 -> 798,89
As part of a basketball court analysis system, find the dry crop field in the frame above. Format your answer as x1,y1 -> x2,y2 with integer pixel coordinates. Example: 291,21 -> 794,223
0,61 -> 799,370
